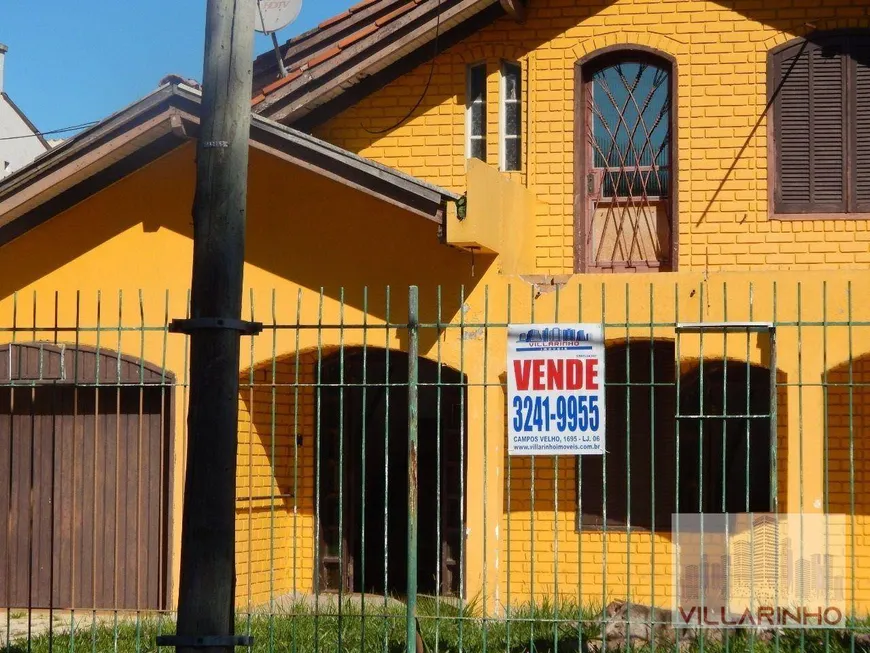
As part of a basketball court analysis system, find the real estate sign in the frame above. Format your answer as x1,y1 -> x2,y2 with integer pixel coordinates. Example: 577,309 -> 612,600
507,323 -> 605,456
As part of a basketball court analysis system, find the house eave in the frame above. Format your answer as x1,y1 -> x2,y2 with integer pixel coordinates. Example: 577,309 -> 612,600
0,84 -> 458,247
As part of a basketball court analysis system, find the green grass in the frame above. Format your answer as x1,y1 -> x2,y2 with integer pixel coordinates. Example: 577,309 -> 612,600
4,600 -> 869,653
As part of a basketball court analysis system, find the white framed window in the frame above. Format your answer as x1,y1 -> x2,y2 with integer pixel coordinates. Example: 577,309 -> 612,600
466,63 -> 487,162
500,61 -> 522,172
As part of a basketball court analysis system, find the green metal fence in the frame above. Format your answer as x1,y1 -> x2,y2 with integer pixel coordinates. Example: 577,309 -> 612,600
0,282 -> 869,652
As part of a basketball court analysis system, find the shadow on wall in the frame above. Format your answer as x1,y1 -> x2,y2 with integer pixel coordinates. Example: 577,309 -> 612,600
823,353 -> 870,604
236,349 -> 318,605
824,354 -> 870,518
504,341 -> 790,530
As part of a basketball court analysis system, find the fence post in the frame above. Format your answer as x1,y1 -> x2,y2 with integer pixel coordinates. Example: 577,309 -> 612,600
407,285 -> 419,653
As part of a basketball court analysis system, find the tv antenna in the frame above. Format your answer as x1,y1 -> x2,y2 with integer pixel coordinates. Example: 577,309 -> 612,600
256,0 -> 303,78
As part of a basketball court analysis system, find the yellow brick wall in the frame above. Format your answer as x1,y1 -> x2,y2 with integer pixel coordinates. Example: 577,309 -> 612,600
236,351 -> 318,608
314,0 -> 870,275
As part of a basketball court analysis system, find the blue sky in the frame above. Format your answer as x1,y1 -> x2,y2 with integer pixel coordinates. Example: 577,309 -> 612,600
2,0 -> 354,136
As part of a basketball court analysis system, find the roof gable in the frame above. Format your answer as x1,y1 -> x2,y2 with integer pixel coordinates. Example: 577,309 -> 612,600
0,83 -> 457,248
252,0 -> 511,128
1,93 -> 49,150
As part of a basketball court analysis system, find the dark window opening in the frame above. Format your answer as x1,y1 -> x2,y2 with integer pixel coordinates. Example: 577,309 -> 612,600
678,362 -> 773,514
578,341 -> 677,531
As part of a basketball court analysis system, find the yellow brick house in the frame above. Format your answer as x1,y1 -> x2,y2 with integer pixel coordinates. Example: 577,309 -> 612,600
247,0 -> 870,615
0,0 -> 868,622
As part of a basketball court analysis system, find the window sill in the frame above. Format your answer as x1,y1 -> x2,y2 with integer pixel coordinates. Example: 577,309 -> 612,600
771,212 -> 870,221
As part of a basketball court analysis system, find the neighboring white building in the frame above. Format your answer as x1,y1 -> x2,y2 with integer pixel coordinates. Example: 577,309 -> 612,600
0,44 -> 49,178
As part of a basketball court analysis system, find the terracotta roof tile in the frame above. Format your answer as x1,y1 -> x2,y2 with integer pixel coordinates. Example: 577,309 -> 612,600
253,1 -> 412,103
261,68 -> 304,96
375,1 -> 417,26
251,0 -> 495,112
286,0 -> 384,51
318,10 -> 352,29
349,0 -> 380,11
306,45 -> 343,69
337,23 -> 379,49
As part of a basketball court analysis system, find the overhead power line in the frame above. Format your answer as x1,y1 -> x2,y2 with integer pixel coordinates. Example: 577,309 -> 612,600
0,120 -> 101,142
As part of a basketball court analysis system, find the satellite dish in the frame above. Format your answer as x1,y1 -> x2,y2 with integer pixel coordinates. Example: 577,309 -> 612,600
255,0 -> 303,34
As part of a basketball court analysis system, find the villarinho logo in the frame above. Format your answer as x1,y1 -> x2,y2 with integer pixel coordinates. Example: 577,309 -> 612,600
517,327 -> 591,345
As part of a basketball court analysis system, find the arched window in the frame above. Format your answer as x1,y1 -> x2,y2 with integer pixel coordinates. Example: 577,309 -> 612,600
769,30 -> 870,216
575,48 -> 676,272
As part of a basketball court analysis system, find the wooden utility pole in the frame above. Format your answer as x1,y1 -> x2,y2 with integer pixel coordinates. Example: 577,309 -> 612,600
161,1 -> 258,652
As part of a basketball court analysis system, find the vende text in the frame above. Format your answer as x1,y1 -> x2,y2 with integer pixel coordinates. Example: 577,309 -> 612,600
513,359 -> 599,392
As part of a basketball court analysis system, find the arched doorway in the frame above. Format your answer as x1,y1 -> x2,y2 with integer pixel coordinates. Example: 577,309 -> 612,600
317,349 -> 466,598
0,343 -> 173,610
575,47 -> 676,272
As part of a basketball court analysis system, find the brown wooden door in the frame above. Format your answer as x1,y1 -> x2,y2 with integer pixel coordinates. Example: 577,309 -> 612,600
439,400 -> 464,597
0,344 -> 171,611
579,52 -> 674,272
0,387 -> 56,609
417,369 -> 466,598
317,362 -> 354,593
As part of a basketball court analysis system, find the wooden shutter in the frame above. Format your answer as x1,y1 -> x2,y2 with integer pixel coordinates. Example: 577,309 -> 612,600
774,30 -> 870,215
854,36 -> 870,211
776,45 -> 812,210
810,45 -> 846,210
775,40 -> 847,213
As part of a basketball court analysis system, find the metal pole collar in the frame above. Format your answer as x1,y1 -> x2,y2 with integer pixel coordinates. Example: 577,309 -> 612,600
155,635 -> 254,649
